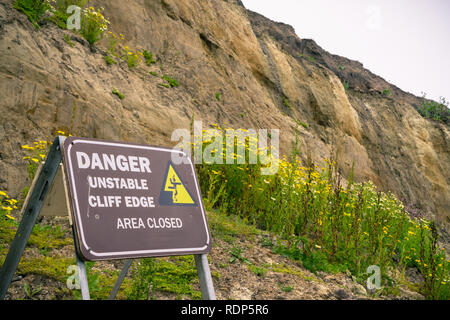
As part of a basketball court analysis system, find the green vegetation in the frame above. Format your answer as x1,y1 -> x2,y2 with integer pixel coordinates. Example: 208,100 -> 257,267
63,34 -> 75,47
161,75 -> 179,88
126,52 -> 141,69
295,120 -> 309,129
142,50 -> 157,65
282,96 -> 293,110
127,256 -> 202,300
149,71 -> 158,77
49,0 -> 87,29
112,88 -> 124,100
342,80 -> 349,91
338,65 -> 345,71
195,125 -> 450,299
80,6 -> 110,45
280,285 -> 293,293
13,0 -> 53,28
215,92 -> 221,101
103,54 -> 116,65
418,95 -> 449,124
382,88 -> 391,96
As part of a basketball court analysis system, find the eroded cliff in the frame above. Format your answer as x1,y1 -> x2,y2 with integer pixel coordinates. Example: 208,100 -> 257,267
0,0 -> 448,227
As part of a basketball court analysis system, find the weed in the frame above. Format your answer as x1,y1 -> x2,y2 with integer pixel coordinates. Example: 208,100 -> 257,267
13,0 -> 53,28
112,88 -> 124,100
248,265 -> 267,277
143,50 -> 157,65
162,75 -> 179,88
280,285 -> 293,293
382,88 -> 391,96
282,96 -> 293,110
80,6 -> 110,45
149,71 -> 158,77
103,55 -> 116,65
49,0 -> 86,29
195,126 -> 449,299
128,256 -> 201,300
296,120 -> 309,129
215,92 -> 221,101
63,34 -> 75,47
229,246 -> 250,264
342,80 -> 349,91
418,95 -> 449,124
23,282 -> 42,299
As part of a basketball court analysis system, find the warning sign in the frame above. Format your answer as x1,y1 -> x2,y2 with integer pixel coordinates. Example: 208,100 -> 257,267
159,162 -> 197,206
61,137 -> 212,261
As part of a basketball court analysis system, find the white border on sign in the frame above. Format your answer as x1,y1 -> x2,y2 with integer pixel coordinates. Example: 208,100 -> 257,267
66,139 -> 210,258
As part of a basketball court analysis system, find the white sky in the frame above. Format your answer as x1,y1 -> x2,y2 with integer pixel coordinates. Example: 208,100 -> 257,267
241,0 -> 450,102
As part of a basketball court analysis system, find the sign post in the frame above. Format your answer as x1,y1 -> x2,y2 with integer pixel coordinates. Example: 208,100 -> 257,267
0,136 -> 215,300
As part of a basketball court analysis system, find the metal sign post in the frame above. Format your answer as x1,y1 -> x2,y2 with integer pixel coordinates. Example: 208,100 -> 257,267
0,136 -> 216,300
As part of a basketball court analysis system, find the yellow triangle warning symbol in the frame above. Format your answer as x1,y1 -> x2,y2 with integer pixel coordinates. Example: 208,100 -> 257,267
159,162 -> 197,206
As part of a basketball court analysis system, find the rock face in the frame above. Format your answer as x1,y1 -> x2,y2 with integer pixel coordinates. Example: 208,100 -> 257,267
0,0 -> 448,227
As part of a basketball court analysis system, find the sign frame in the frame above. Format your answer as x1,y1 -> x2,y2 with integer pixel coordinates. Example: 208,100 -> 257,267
0,136 -> 216,300
62,137 -> 212,261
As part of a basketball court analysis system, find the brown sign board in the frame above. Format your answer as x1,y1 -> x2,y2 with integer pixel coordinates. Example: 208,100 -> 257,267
61,137 -> 212,261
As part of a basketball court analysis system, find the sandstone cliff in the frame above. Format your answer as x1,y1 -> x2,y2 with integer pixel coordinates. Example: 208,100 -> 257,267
0,0 -> 448,227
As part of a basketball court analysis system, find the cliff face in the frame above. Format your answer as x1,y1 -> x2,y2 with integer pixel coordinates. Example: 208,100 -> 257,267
0,0 -> 448,226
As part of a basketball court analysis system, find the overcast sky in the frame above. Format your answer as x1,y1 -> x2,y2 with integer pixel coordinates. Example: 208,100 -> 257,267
241,0 -> 450,102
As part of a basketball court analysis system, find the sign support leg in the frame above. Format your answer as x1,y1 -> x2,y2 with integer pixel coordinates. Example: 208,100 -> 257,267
0,137 -> 63,300
75,252 -> 90,300
108,259 -> 133,300
194,254 -> 216,300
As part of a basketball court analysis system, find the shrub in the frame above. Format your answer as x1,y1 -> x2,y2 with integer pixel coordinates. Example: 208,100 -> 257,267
13,0 -> 54,28
142,50 -> 157,65
342,80 -> 349,91
80,6 -> 110,45
418,96 -> 449,124
126,51 -> 142,69
103,54 -> 116,65
195,125 -> 450,299
162,75 -> 179,88
50,0 -> 86,29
